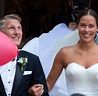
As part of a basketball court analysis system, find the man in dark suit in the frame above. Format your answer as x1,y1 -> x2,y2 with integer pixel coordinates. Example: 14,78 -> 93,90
0,14 -> 49,96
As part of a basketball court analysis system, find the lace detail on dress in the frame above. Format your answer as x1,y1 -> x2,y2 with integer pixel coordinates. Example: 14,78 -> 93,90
65,62 -> 98,96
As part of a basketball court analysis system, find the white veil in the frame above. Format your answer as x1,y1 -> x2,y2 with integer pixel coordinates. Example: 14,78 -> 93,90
50,29 -> 80,96
22,24 -> 80,96
52,29 -> 79,59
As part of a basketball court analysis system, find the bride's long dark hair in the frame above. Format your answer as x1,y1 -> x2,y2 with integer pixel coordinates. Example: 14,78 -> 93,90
76,8 -> 98,27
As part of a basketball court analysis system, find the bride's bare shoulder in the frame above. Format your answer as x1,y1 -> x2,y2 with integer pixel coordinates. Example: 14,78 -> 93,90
58,45 -> 75,55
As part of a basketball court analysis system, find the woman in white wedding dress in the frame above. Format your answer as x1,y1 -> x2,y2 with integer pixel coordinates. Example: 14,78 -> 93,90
47,8 -> 98,96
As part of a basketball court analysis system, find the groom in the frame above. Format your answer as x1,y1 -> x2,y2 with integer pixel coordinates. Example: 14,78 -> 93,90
0,14 -> 49,96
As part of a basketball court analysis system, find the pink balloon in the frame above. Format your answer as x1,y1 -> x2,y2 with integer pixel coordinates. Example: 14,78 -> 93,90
0,32 -> 18,66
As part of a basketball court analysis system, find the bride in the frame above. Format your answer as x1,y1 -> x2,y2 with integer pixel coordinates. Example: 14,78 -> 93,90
47,8 -> 98,96
23,8 -> 98,96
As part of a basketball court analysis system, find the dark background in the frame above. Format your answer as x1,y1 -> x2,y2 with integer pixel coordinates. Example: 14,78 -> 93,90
0,0 -> 98,47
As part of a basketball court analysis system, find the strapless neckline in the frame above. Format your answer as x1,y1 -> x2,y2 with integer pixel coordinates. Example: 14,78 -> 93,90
67,62 -> 98,70
65,62 -> 98,95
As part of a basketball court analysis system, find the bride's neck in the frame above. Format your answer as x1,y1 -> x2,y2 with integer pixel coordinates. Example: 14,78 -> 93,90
78,42 -> 96,53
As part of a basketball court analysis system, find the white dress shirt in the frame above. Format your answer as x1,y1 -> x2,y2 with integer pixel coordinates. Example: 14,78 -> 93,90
0,60 -> 16,96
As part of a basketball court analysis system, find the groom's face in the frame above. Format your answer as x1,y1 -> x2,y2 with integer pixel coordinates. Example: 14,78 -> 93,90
4,19 -> 23,46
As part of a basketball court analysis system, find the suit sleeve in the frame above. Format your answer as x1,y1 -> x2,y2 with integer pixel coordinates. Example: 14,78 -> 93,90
31,56 -> 49,96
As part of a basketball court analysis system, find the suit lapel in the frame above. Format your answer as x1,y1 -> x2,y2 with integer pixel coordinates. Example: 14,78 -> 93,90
0,76 -> 7,96
11,55 -> 23,96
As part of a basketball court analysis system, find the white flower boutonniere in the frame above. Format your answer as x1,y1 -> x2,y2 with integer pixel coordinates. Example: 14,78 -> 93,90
17,57 -> 28,71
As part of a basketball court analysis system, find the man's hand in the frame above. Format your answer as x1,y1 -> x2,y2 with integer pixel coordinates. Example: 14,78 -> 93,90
28,84 -> 44,96
68,22 -> 77,31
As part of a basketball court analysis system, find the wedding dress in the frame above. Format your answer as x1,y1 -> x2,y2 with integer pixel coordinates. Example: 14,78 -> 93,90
52,30 -> 98,96
65,62 -> 98,96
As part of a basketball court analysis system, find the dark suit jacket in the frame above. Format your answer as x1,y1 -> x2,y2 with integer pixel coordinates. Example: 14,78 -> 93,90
0,50 -> 49,96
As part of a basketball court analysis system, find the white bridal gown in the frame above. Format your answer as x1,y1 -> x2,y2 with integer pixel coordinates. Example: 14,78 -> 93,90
65,62 -> 98,96
53,30 -> 98,96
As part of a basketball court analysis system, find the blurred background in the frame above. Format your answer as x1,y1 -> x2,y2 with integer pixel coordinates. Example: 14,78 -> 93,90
0,0 -> 98,47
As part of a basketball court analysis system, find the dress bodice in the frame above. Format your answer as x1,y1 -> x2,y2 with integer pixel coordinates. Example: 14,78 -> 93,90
65,62 -> 98,96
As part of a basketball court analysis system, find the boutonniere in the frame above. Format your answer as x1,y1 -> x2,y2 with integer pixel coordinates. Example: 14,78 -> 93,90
17,57 -> 28,71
